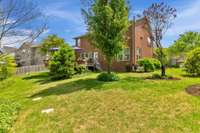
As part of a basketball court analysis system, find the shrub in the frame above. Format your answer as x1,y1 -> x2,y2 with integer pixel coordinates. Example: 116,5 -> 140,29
74,64 -> 87,74
0,54 -> 16,81
0,99 -> 20,132
152,73 -> 161,79
150,58 -> 161,69
184,47 -> 200,76
49,45 -> 75,80
97,72 -> 119,82
137,58 -> 155,72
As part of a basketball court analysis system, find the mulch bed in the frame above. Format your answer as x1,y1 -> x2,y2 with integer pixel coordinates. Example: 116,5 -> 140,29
145,77 -> 181,81
186,84 -> 200,96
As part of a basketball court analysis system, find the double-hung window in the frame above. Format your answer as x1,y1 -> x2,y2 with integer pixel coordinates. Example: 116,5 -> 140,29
117,48 -> 130,61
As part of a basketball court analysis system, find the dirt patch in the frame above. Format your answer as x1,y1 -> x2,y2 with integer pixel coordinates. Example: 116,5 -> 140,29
186,84 -> 200,96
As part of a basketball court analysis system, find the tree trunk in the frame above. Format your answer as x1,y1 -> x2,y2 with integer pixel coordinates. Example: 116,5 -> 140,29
161,64 -> 166,77
107,57 -> 112,74
107,61 -> 111,74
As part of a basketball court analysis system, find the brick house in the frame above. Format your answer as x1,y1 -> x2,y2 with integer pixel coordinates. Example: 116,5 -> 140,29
74,18 -> 153,72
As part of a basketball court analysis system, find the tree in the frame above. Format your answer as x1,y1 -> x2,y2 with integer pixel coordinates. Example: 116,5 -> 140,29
0,0 -> 46,48
49,45 -> 75,80
169,32 -> 200,56
0,54 -> 16,80
81,0 -> 129,74
41,35 -> 65,55
184,47 -> 200,76
143,3 -> 176,76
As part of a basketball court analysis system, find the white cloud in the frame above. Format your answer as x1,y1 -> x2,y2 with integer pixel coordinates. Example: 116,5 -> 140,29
166,0 -> 200,36
43,3 -> 83,25
1,36 -> 31,48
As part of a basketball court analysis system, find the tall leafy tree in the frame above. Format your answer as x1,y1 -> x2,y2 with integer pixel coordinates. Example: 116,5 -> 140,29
41,35 -> 65,55
82,0 -> 129,74
169,32 -> 200,56
143,2 -> 177,76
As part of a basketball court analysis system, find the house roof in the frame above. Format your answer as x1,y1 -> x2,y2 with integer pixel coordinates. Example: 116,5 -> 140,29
73,33 -> 89,39
3,46 -> 17,53
31,44 -> 42,48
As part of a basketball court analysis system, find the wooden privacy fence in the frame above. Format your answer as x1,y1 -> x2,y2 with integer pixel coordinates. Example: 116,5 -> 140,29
16,65 -> 48,75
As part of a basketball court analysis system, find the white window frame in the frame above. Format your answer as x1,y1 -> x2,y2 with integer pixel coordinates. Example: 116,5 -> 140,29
80,52 -> 98,60
117,48 -> 130,61
77,39 -> 81,46
136,48 -> 141,60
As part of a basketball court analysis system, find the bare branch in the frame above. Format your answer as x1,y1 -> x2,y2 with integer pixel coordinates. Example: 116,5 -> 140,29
0,0 -> 46,47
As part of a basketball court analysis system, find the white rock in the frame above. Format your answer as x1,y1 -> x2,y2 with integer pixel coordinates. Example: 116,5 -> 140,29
41,108 -> 54,114
32,97 -> 42,101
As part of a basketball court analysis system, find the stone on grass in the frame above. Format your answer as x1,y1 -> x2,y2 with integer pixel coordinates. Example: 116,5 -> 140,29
32,97 -> 42,101
41,108 -> 54,114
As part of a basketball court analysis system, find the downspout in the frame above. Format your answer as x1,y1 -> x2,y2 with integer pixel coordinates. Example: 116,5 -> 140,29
132,16 -> 136,65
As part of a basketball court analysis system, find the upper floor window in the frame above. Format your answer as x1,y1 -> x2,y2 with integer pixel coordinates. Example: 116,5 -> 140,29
117,48 -> 130,61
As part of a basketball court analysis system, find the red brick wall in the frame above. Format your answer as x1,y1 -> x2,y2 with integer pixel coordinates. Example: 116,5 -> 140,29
75,19 -> 153,72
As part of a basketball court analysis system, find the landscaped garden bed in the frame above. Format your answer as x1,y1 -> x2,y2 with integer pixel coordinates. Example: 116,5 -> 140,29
186,84 -> 200,96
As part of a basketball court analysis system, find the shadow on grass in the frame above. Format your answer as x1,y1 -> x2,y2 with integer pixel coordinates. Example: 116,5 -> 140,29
181,74 -> 200,78
23,72 -> 57,84
30,76 -> 145,98
30,78 -> 107,98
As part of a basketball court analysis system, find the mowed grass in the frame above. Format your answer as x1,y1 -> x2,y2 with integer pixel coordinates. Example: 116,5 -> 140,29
1,69 -> 200,133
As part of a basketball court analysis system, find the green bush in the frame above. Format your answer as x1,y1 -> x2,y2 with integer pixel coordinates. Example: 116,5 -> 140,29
137,58 -> 155,72
97,72 -> 119,82
150,58 -> 161,69
0,54 -> 16,81
152,73 -> 161,79
184,47 -> 200,76
0,99 -> 20,132
49,45 -> 75,80
74,64 -> 87,74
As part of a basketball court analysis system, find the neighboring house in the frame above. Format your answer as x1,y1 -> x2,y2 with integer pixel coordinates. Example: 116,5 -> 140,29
0,48 -> 3,54
15,43 -> 45,66
3,46 -> 17,56
74,18 -> 153,72
169,56 -> 185,67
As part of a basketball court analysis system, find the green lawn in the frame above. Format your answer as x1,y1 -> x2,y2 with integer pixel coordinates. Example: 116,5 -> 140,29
1,68 -> 200,133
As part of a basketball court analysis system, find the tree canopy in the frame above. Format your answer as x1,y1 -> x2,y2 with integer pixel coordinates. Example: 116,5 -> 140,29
169,32 -> 200,56
41,35 -> 65,55
82,0 -> 129,74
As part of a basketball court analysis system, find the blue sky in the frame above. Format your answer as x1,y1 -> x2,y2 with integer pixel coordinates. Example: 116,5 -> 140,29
32,0 -> 200,47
